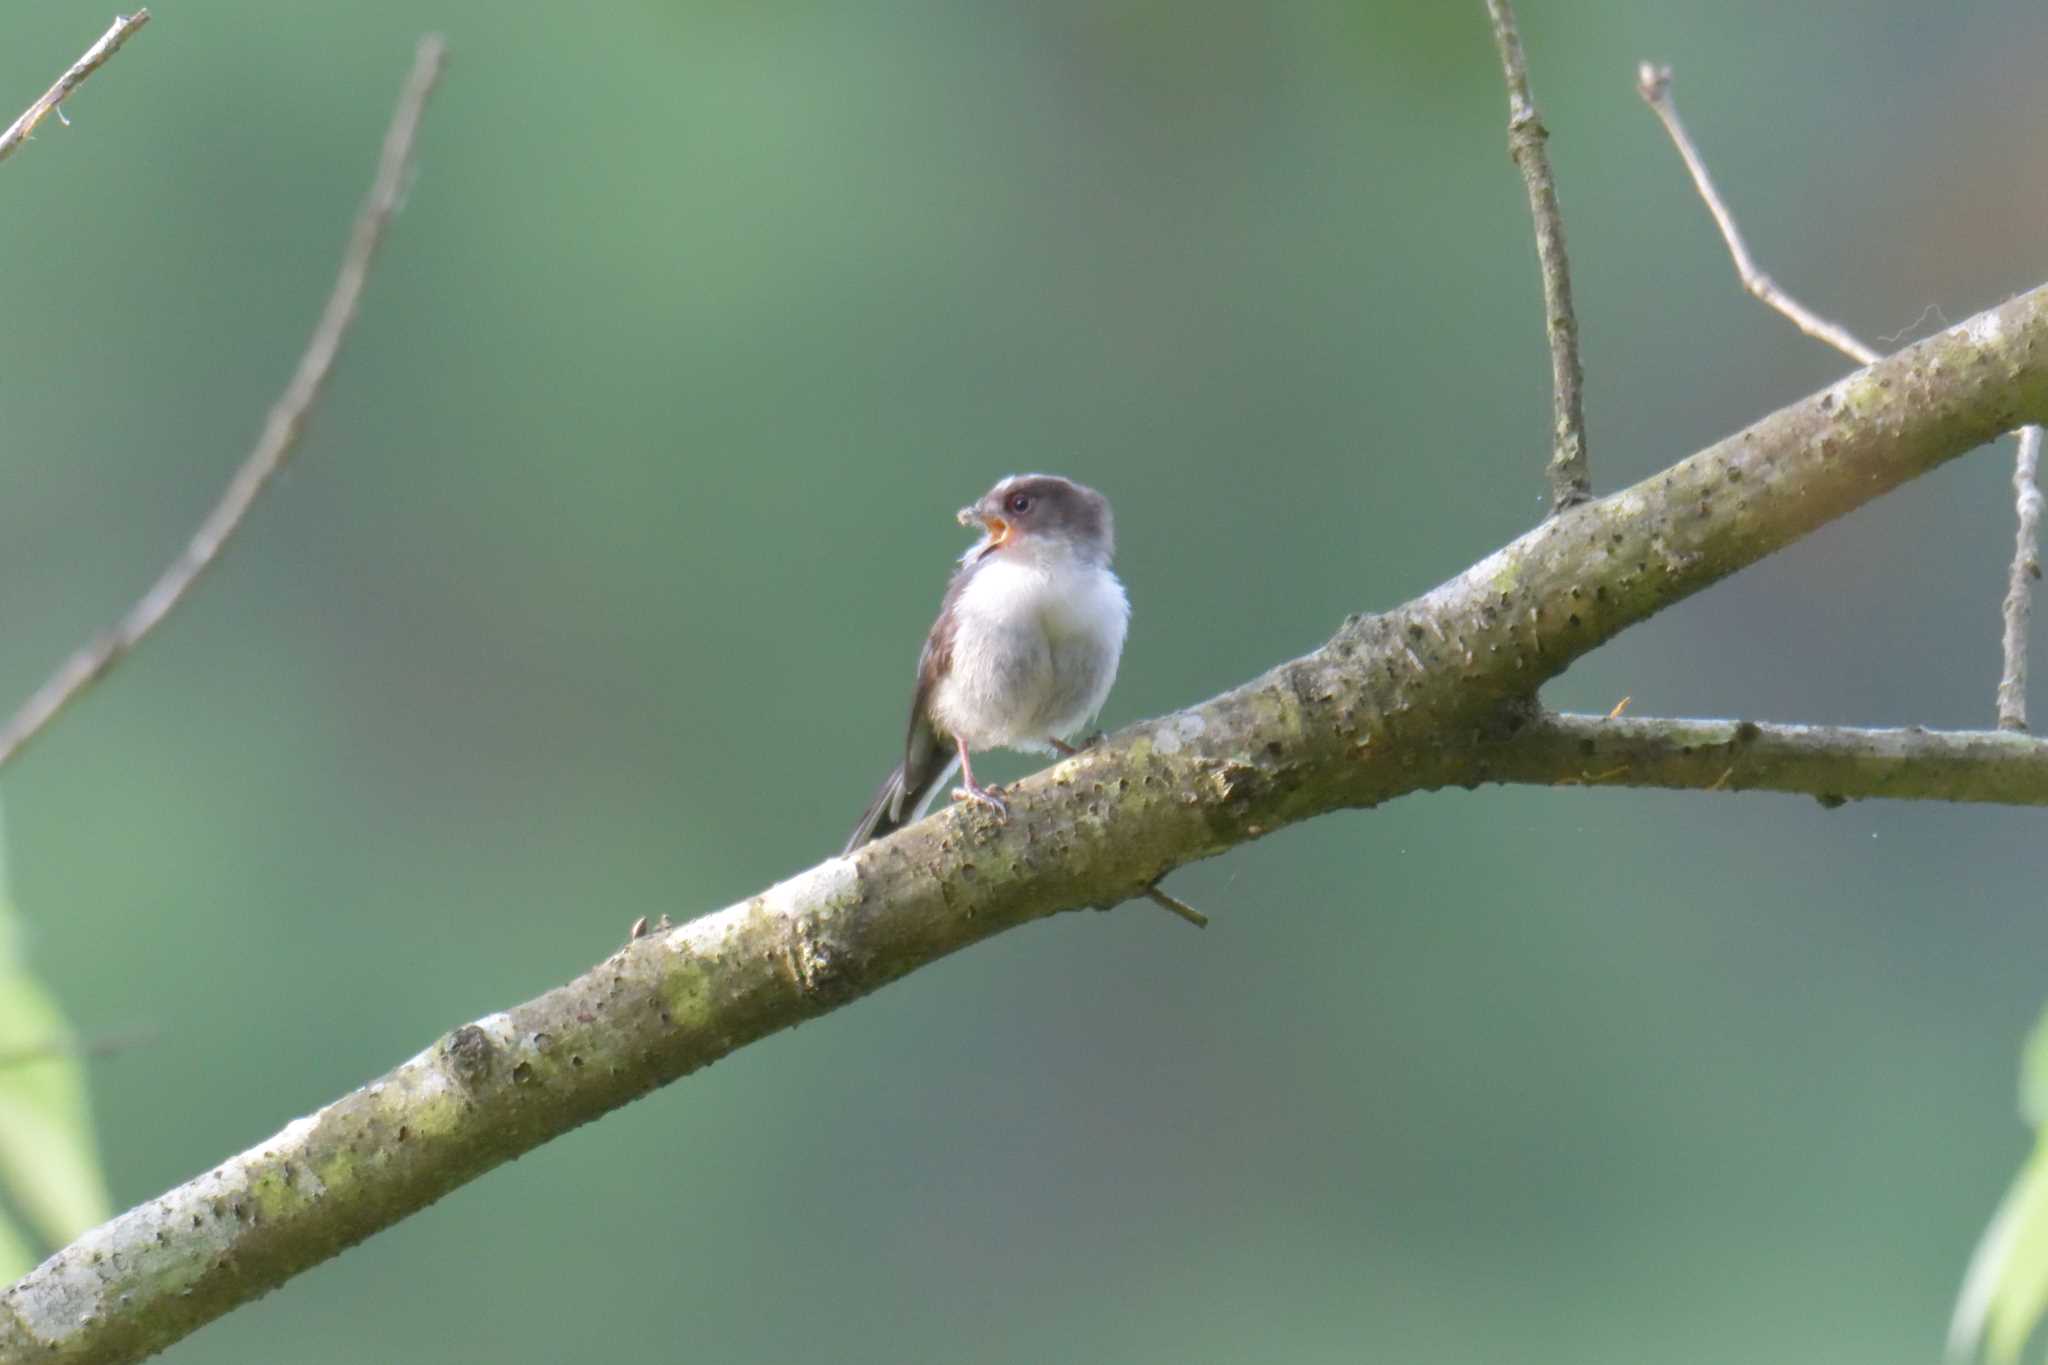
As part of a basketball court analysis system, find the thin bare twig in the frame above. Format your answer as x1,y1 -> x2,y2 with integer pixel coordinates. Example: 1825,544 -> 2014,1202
0,36 -> 449,773
1139,882 -> 1208,929
0,11 -> 151,166
1485,0 -> 1591,514
1999,426 -> 2044,731
1635,62 -> 1879,365
1636,60 -> 2046,735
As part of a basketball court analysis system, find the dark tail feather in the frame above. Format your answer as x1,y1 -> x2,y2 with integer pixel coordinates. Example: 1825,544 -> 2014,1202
842,744 -> 956,854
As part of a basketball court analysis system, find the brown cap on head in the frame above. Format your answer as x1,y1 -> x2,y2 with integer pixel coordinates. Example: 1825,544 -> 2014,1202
957,474 -> 1114,562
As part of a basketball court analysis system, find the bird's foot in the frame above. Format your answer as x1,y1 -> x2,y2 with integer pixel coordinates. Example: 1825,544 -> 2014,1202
951,782 -> 1010,820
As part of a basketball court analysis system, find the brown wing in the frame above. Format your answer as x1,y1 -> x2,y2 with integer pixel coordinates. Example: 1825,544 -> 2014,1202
904,565 -> 965,756
840,565 -> 967,852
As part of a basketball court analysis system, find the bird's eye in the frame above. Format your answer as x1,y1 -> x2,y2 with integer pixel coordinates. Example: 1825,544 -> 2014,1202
1006,493 -> 1033,515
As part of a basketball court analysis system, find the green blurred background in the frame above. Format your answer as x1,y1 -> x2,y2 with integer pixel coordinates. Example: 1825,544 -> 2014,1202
3,0 -> 2046,1359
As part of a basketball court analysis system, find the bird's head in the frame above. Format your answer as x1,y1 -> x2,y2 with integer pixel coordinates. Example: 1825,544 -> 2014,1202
957,474 -> 1114,565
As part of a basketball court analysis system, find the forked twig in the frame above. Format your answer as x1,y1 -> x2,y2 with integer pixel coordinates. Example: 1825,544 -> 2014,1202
0,36 -> 450,772
1636,59 -> 2043,732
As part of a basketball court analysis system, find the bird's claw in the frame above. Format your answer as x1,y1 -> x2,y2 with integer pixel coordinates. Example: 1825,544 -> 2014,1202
951,782 -> 1010,820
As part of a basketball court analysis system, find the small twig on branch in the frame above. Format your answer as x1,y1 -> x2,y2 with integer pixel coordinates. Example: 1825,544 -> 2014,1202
1050,735 -> 1208,925
0,35 -> 449,774
0,11 -> 151,166
1139,882 -> 1208,928
1999,426 -> 2044,731
1634,62 -> 1879,366
1485,0 -> 1591,514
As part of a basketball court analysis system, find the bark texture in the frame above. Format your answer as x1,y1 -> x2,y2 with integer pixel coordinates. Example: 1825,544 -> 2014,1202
6,284 -> 2048,1364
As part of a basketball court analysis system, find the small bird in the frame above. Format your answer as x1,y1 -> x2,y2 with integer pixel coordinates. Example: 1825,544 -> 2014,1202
843,474 -> 1130,853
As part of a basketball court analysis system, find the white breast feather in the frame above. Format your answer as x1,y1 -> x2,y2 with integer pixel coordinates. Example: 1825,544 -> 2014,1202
931,551 -> 1128,752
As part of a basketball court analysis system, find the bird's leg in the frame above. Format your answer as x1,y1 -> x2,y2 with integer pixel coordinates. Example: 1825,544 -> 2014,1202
950,736 -> 1009,819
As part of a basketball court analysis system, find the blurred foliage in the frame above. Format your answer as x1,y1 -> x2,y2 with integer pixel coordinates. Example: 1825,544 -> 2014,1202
0,807 -> 110,1280
1950,1012 -> 2048,1365
1,1 -> 2046,1361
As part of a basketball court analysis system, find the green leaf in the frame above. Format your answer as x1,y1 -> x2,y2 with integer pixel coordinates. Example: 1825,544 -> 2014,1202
1949,1004 -> 2048,1364
1951,1138 -> 2048,1364
0,804 -> 111,1278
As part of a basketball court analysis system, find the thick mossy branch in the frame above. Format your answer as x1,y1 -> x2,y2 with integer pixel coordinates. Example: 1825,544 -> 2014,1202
7,286 -> 2048,1364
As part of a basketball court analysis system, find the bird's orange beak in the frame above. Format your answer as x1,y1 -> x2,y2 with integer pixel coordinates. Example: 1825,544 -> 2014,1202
959,504 -> 1010,548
